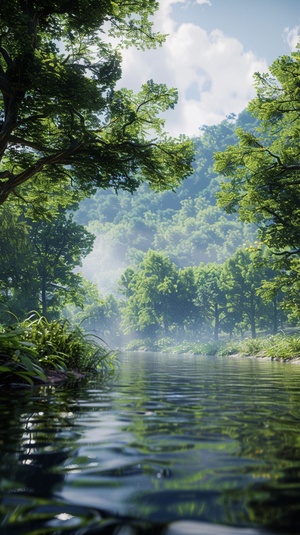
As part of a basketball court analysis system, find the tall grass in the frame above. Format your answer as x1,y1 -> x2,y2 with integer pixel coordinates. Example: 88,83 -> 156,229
0,314 -> 115,387
220,335 -> 300,360
258,334 -> 300,360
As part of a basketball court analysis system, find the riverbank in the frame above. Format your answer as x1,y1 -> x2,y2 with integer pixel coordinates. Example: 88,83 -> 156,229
125,333 -> 300,362
0,314 -> 115,387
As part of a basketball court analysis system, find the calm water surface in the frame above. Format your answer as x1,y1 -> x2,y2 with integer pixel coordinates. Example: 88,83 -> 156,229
1,352 -> 300,535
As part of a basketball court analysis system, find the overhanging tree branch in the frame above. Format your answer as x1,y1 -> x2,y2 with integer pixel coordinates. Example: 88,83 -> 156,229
0,141 -> 84,203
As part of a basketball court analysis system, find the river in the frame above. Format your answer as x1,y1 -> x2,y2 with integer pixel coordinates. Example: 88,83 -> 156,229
1,352 -> 300,534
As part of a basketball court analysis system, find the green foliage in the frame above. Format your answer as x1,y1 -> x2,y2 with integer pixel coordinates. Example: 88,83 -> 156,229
153,335 -> 300,360
75,115 -> 256,299
125,338 -> 159,352
194,263 -> 226,340
24,315 -> 114,373
0,314 -> 114,387
0,0 -> 193,206
0,324 -> 46,386
262,334 -> 300,360
193,341 -> 221,356
4,39 -> 299,346
215,46 -> 300,316
216,340 -> 243,357
119,243 -> 287,344
237,337 -> 267,356
119,250 -> 199,337
220,248 -> 275,338
220,335 -> 300,361
259,257 -> 300,322
0,204 -> 95,320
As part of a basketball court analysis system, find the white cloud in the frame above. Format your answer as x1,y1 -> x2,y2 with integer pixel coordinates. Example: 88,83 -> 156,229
283,26 -> 300,51
117,1 -> 268,137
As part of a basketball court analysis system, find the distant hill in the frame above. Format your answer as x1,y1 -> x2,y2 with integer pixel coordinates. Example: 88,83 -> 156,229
75,111 -> 257,294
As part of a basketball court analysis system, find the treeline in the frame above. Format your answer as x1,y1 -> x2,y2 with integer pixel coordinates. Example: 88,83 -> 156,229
71,46 -> 300,348
64,246 -> 288,348
1,43 -> 300,352
0,106 -> 296,346
2,115 -> 251,327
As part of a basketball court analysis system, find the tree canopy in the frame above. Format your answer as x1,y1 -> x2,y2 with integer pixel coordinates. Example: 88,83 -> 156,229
115,247 -> 282,342
214,47 -> 300,256
0,205 -> 94,321
0,0 -> 194,206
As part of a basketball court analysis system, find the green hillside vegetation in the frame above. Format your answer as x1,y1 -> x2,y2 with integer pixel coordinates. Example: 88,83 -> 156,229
67,111 -> 290,348
75,112 -> 257,290
70,45 -> 300,349
1,33 -> 300,365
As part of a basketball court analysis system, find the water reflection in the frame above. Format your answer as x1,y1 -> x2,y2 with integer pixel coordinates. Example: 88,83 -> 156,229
0,353 -> 300,534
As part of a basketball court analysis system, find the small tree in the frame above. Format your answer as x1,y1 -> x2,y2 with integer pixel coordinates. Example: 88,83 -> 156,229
119,251 -> 182,337
221,249 -> 271,339
30,211 -> 95,317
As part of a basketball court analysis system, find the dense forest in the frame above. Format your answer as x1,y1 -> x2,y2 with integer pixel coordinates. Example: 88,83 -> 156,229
63,80 -> 299,350
76,111 -> 257,280
70,112 -> 265,346
0,0 -> 299,365
2,61 -> 300,350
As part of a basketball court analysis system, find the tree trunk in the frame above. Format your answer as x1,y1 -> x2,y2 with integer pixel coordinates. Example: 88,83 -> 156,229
249,291 -> 256,338
273,297 -> 278,335
41,275 -> 47,317
213,302 -> 219,341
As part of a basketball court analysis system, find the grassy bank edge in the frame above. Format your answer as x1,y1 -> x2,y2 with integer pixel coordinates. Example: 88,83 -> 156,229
125,334 -> 300,362
0,314 -> 116,387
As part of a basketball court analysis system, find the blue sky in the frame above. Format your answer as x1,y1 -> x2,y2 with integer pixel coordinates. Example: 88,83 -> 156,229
118,0 -> 300,137
173,0 -> 299,64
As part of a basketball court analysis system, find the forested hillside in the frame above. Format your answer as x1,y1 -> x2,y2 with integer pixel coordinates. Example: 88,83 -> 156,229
76,111 -> 257,294
1,42 -> 299,352
1,0 -> 299,387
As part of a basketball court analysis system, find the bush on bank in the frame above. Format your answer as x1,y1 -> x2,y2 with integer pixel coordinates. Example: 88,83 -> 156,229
0,314 -> 115,387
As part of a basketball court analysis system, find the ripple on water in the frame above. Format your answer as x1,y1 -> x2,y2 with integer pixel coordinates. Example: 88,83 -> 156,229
1,353 -> 300,534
